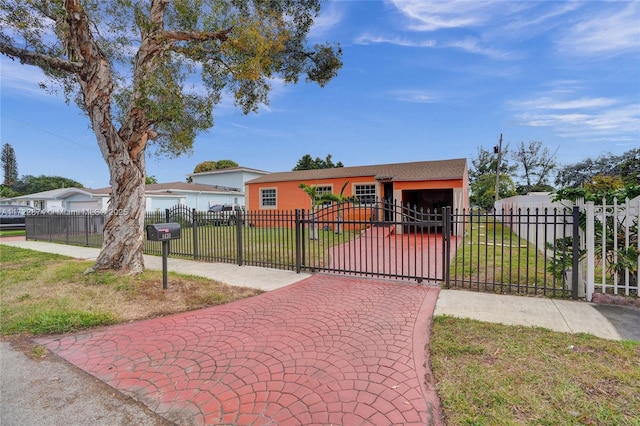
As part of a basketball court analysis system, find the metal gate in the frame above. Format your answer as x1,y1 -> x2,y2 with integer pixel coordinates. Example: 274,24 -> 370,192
297,202 -> 451,283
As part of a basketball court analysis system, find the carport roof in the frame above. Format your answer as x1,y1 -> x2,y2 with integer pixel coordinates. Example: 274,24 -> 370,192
247,158 -> 467,184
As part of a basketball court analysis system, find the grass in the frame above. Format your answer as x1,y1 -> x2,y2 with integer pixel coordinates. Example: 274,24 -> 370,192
451,216 -> 567,296
430,315 -> 640,425
0,246 -> 263,336
0,229 -> 25,237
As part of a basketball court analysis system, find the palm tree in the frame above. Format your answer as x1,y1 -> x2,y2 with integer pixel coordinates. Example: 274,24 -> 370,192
298,183 -> 321,239
318,181 -> 358,234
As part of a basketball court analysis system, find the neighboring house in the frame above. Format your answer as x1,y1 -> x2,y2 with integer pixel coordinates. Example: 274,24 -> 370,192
144,182 -> 243,211
0,187 -> 108,212
245,158 -> 469,215
188,166 -> 270,206
0,182 -> 242,212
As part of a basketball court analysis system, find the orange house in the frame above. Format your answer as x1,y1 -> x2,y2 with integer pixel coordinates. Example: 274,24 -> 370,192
245,158 -> 469,220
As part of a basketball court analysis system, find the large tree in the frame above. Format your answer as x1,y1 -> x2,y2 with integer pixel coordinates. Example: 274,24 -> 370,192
293,153 -> 343,171
12,174 -> 83,194
510,141 -> 557,194
555,148 -> 639,188
1,0 -> 341,273
1,143 -> 18,186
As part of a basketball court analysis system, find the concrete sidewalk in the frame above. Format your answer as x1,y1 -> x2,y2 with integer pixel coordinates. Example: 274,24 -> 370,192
0,239 -> 627,341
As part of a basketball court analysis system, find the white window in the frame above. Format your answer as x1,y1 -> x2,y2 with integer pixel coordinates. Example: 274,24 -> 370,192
354,184 -> 377,205
315,185 -> 333,206
260,188 -> 277,208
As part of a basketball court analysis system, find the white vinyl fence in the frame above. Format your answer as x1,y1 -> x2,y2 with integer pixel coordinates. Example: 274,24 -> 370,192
496,194 -> 639,301
583,198 -> 639,300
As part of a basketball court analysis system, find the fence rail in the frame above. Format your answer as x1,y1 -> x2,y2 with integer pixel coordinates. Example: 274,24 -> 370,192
26,202 -> 613,300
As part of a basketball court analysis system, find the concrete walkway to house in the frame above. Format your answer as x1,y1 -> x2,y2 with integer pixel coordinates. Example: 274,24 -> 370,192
1,239 -> 636,426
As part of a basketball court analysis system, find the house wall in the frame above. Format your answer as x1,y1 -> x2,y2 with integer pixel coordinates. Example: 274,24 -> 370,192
183,192 -> 241,210
246,176 -> 379,211
63,193 -> 103,212
145,192 -> 243,212
246,177 -> 468,212
190,170 -> 266,191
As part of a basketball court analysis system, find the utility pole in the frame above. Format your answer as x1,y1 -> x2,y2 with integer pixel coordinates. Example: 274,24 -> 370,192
494,133 -> 503,205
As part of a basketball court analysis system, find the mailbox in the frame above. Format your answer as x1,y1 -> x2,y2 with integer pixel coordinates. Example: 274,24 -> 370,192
146,223 -> 181,241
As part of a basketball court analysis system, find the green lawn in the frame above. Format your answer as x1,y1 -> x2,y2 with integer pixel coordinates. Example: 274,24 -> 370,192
451,216 -> 567,296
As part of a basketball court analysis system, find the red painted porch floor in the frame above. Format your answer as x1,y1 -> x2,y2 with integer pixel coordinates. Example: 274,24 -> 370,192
36,275 -> 443,425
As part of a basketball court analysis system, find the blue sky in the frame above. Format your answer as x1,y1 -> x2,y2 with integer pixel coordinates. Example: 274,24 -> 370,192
1,0 -> 639,189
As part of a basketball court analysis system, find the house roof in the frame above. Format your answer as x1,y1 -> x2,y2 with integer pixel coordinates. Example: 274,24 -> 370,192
144,182 -> 242,194
246,158 -> 467,184
3,187 -> 96,200
1,182 -> 241,202
187,166 -> 270,177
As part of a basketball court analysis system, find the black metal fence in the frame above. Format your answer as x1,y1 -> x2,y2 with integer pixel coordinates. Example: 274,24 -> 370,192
25,203 -> 580,298
449,206 -> 579,298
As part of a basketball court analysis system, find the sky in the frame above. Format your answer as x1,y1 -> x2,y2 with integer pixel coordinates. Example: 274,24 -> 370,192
1,0 -> 639,189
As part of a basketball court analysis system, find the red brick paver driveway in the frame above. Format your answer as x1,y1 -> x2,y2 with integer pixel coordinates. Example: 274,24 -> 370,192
37,275 -> 443,425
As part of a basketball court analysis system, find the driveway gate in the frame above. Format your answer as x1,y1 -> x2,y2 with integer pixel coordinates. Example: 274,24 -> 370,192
297,202 -> 452,283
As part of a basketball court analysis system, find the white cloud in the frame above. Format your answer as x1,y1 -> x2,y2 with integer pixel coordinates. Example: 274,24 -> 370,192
556,2 -> 640,57
0,58 -> 65,102
389,89 -> 439,103
309,2 -> 345,40
445,38 -> 515,60
354,33 -> 436,48
510,87 -> 640,141
389,0 -> 499,31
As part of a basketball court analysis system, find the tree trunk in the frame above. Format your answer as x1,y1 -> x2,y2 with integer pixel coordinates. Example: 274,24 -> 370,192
64,0 -> 151,274
88,154 -> 146,274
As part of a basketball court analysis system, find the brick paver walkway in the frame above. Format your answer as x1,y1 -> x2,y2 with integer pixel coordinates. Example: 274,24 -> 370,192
37,275 -> 443,425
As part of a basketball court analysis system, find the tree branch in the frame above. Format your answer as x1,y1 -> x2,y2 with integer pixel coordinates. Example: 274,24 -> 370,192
0,42 -> 82,73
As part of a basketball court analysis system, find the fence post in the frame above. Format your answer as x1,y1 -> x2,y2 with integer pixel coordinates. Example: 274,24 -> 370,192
236,211 -> 243,266
443,206 -> 451,288
571,206 -> 580,300
295,209 -> 301,273
192,208 -> 198,260
85,214 -> 90,246
585,202 -> 595,301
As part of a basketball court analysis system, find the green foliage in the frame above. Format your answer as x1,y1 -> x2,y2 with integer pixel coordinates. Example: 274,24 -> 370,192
511,141 -> 557,191
10,174 -> 83,195
193,160 -> 239,173
470,173 -> 516,210
553,181 -> 640,204
293,154 -> 344,171
0,1 -> 343,159
145,175 -> 158,184
555,148 -> 640,188
552,182 -> 639,287
215,159 -> 239,169
0,184 -> 20,198
1,143 -> 18,186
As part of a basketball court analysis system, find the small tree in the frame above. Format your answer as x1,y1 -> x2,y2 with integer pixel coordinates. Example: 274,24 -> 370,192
318,181 -> 358,234
1,143 -> 18,187
511,141 -> 557,194
298,183 -> 321,239
194,161 -> 219,174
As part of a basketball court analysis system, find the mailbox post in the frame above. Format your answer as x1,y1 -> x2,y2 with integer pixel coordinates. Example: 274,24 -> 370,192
146,223 -> 181,289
